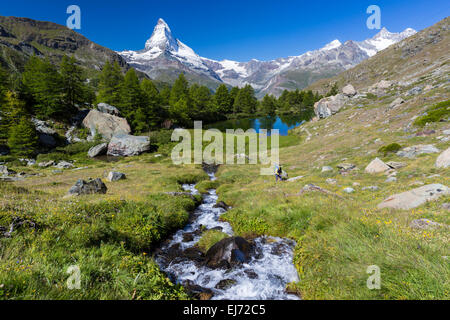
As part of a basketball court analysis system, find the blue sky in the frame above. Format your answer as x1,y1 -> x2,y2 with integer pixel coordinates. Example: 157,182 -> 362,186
1,0 -> 448,61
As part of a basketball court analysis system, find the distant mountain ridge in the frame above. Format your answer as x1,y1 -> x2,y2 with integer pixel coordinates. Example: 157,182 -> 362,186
119,18 -> 417,97
0,16 -> 131,75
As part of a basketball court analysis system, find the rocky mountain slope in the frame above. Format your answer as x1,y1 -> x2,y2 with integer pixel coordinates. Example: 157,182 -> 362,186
119,18 -> 416,96
0,16 -> 130,74
307,17 -> 449,95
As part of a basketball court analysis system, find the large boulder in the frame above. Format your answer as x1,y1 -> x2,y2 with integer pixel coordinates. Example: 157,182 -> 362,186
82,109 -> 131,140
97,103 -> 120,116
67,178 -> 107,196
342,84 -> 357,97
314,94 -> 348,119
107,134 -> 150,157
365,158 -> 391,174
378,184 -> 449,210
397,144 -> 440,159
436,147 -> 450,168
88,143 -> 108,158
32,118 -> 56,135
205,237 -> 254,269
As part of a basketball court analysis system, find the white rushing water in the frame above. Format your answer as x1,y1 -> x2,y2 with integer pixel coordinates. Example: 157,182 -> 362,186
156,172 -> 300,300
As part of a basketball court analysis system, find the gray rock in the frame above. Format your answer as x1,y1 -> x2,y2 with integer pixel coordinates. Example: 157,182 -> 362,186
88,143 -> 108,158
389,97 -> 405,109
362,186 -> 380,191
337,163 -> 356,171
365,158 -> 390,174
435,147 -> 450,168
107,134 -> 150,157
82,109 -> 131,140
397,144 -> 440,159
343,187 -> 355,193
410,219 -> 442,230
326,178 -> 337,185
314,94 -> 348,119
107,171 -> 126,182
342,84 -> 357,97
67,178 -> 107,196
321,166 -> 333,172
55,161 -> 74,169
442,203 -> 450,211
97,103 -> 120,116
385,177 -> 397,183
38,161 -> 55,168
32,118 -> 56,135
378,184 -> 449,210
407,86 -> 422,96
386,161 -> 406,169
0,165 -> 10,175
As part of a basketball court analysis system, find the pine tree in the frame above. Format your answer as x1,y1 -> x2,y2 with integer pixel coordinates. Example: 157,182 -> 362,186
141,79 -> 163,130
21,56 -> 64,118
234,85 -> 257,114
119,68 -> 143,125
60,55 -> 89,114
169,73 -> 189,106
170,96 -> 191,127
189,84 -> 212,120
97,60 -> 124,105
214,84 -> 232,114
0,92 -> 29,143
260,94 -> 277,116
8,116 -> 38,157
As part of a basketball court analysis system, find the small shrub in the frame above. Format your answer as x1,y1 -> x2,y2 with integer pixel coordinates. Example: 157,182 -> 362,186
414,100 -> 450,126
378,143 -> 402,156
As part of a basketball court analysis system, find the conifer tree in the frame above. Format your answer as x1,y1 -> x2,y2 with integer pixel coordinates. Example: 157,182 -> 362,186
260,94 -> 277,116
97,60 -> 124,105
169,73 -> 189,106
60,55 -> 89,113
8,116 -> 38,157
21,56 -> 63,118
214,84 -> 232,114
119,68 -> 143,124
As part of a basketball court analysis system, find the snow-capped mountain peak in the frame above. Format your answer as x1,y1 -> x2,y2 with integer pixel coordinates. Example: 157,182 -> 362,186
357,27 -> 417,57
321,39 -> 342,51
145,18 -> 178,52
118,19 -> 417,97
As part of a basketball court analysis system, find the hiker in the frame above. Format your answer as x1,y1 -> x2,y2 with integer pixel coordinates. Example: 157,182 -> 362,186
275,164 -> 283,182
